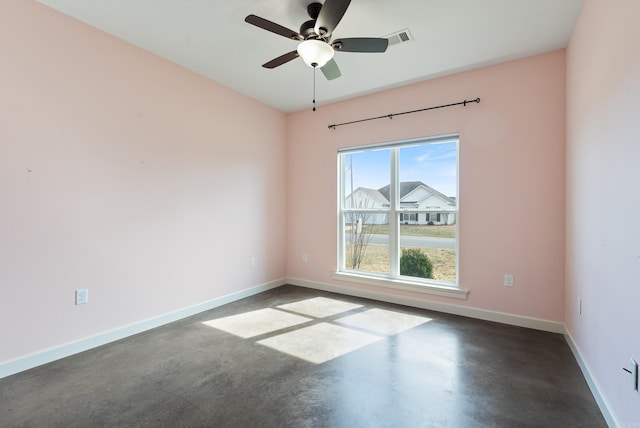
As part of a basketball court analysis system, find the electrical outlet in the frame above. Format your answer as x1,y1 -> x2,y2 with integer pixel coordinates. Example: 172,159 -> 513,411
250,256 -> 256,268
303,253 -> 308,262
75,288 -> 88,305
504,274 -> 514,287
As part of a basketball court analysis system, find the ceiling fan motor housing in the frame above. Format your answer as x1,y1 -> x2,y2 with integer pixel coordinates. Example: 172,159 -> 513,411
301,2 -> 327,39
300,19 -> 318,39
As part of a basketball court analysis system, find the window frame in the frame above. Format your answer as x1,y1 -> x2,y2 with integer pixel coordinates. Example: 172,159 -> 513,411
335,134 -> 467,300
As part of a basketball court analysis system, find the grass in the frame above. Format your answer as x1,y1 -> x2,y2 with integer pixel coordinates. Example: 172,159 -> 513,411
346,243 -> 457,283
345,223 -> 457,282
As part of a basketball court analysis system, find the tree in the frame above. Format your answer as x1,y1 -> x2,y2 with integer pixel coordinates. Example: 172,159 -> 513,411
400,248 -> 433,279
346,212 -> 374,270
345,153 -> 375,270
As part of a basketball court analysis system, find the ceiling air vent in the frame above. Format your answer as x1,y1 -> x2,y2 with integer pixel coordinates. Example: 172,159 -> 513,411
385,28 -> 413,47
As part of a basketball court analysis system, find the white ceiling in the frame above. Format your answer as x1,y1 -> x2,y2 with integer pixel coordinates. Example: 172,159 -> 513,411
36,0 -> 584,113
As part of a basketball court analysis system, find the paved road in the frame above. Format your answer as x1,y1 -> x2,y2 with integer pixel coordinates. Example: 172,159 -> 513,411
366,234 -> 456,249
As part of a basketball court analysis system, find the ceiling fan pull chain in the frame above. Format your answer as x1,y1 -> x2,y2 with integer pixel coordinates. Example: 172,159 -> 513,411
313,65 -> 317,112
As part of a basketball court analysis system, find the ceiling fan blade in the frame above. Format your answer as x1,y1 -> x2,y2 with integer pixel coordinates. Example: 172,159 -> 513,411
332,38 -> 389,53
314,0 -> 351,37
245,14 -> 303,41
321,58 -> 342,80
262,50 -> 300,69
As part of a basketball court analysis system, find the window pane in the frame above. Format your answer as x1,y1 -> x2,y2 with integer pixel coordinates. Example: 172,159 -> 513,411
343,150 -> 390,210
398,142 -> 457,201
343,213 -> 389,275
398,142 -> 457,283
399,214 -> 457,283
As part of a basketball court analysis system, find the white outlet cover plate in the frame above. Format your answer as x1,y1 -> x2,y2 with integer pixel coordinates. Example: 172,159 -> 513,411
75,289 -> 88,305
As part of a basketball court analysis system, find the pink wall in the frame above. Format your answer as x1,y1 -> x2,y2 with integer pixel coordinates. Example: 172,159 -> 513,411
0,1 -> 287,363
287,51 -> 566,322
566,0 -> 640,424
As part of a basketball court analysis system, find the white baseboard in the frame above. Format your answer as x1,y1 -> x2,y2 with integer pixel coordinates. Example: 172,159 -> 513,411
0,278 -> 286,380
287,277 -> 566,334
564,331 -> 618,428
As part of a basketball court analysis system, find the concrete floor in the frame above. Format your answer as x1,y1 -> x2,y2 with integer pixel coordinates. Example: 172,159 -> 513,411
1,285 -> 606,427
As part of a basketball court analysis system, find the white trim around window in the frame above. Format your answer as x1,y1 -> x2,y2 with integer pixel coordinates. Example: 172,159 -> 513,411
332,271 -> 469,300
337,133 -> 460,293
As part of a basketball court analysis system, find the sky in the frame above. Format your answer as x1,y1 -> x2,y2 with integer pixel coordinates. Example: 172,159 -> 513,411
345,141 -> 457,197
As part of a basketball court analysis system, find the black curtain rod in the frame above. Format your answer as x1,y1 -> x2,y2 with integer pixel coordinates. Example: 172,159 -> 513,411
328,98 -> 481,130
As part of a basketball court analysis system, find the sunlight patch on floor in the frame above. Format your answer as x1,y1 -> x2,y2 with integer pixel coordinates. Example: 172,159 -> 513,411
336,308 -> 431,336
203,297 -> 432,364
202,308 -> 311,339
277,296 -> 363,318
256,323 -> 383,364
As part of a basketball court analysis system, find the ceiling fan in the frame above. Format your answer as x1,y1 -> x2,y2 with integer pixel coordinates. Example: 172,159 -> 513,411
245,0 -> 389,81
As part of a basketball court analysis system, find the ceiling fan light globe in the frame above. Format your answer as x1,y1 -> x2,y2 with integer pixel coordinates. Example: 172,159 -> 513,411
297,39 -> 334,68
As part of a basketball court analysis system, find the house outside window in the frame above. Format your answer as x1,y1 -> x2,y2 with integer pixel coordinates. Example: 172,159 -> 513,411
338,134 -> 459,287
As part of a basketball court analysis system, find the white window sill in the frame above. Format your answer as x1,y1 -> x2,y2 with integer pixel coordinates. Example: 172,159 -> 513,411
332,272 -> 469,300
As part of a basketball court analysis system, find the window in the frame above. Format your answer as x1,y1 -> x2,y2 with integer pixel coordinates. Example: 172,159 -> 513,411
401,213 -> 417,223
338,134 -> 459,288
